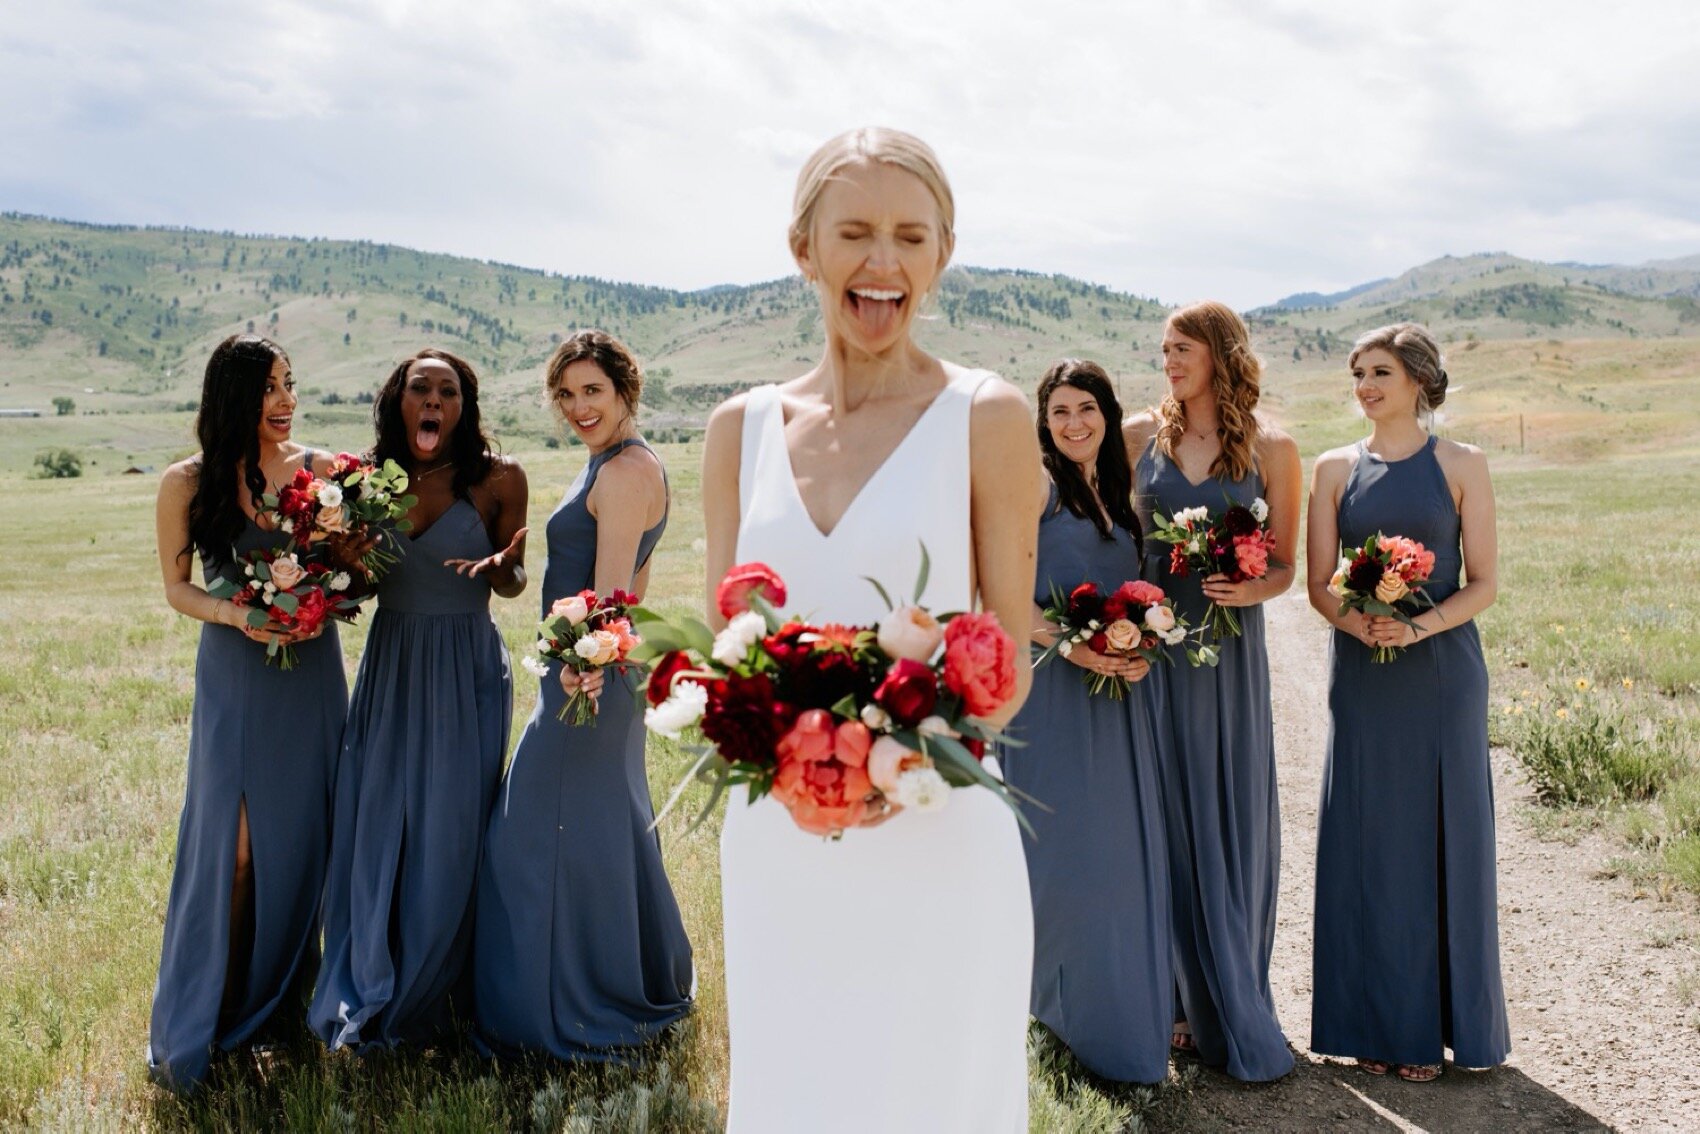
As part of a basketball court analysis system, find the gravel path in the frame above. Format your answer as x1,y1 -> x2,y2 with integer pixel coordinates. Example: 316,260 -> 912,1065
1153,591 -> 1700,1132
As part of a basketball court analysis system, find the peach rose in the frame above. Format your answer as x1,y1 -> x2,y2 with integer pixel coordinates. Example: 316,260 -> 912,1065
769,710 -> 874,836
316,502 -> 350,534
867,735 -> 925,795
268,554 -> 306,591
1143,603 -> 1176,633
606,617 -> 639,657
1103,618 -> 1139,653
877,604 -> 945,662
1374,569 -> 1409,604
573,629 -> 621,666
551,594 -> 590,625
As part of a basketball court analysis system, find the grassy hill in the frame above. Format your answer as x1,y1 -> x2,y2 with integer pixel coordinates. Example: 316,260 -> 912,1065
2,213 -> 1698,474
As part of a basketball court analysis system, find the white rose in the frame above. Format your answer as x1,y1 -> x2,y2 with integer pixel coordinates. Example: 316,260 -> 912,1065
645,682 -> 709,739
917,715 -> 957,738
892,766 -> 951,812
876,604 -> 944,662
860,703 -> 893,731
318,483 -> 343,508
1177,505 -> 1209,527
248,579 -> 263,591
1160,626 -> 1187,646
1250,497 -> 1269,523
328,571 -> 352,593
1144,603 -> 1176,633
712,611 -> 767,666
535,638 -> 553,653
520,655 -> 550,677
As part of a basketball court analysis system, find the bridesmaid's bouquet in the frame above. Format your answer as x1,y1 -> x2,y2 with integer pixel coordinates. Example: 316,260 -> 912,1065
206,547 -> 362,669
1328,533 -> 1437,663
520,589 -> 642,725
1034,579 -> 1214,696
263,454 -> 416,578
1146,497 -> 1276,639
636,555 -> 1029,839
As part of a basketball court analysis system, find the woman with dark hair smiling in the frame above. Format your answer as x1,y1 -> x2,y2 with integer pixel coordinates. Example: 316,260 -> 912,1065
472,329 -> 693,1061
149,334 -> 346,1090
1002,358 -> 1171,1085
310,347 -> 528,1051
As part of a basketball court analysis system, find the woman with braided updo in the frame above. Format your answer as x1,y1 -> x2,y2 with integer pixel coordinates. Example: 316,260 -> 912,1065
1125,300 -> 1301,1081
1306,322 -> 1507,1082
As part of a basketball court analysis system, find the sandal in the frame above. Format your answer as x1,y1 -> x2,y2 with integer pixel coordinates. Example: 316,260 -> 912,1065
1396,1063 -> 1441,1083
1171,1021 -> 1196,1053
1357,1059 -> 1390,1076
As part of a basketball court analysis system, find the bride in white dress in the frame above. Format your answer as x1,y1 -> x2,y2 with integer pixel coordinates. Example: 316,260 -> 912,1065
701,128 -> 1043,1133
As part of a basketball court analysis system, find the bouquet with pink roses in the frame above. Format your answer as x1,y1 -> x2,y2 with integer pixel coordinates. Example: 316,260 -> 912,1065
1034,578 -> 1214,696
521,588 -> 642,724
1146,496 -> 1277,639
206,546 -> 363,669
635,551 -> 1029,839
1328,532 -> 1438,662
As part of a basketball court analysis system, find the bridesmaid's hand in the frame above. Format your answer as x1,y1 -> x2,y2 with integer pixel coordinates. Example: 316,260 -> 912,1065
1366,615 -> 1420,649
561,665 -> 604,709
239,617 -> 296,646
325,526 -> 381,576
1201,573 -> 1262,607
1065,644 -> 1145,680
1337,610 -> 1377,648
446,526 -> 529,580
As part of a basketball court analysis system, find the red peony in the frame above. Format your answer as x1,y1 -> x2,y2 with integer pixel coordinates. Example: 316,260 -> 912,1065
941,611 -> 1017,718
873,658 -> 939,727
762,621 -> 813,668
291,588 -> 329,636
1066,582 -> 1105,625
701,672 -> 795,768
646,650 -> 696,707
716,562 -> 787,619
769,710 -> 873,836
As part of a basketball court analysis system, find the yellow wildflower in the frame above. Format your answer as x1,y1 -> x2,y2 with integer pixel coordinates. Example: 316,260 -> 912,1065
1555,707 -> 1569,719
1622,677 -> 1635,690
1575,678 -> 1591,691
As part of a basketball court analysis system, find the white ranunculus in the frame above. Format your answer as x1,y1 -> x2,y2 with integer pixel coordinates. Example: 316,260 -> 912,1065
1250,496 -> 1269,523
893,766 -> 950,812
1160,626 -> 1188,646
877,604 -> 944,662
328,571 -> 352,593
1144,603 -> 1176,633
645,682 -> 708,739
534,638 -> 553,653
520,654 -> 550,677
712,611 -> 767,666
916,715 -> 956,738
860,703 -> 893,732
317,483 -> 343,508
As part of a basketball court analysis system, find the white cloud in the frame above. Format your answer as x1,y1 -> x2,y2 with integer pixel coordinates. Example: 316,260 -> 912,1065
0,0 -> 1695,307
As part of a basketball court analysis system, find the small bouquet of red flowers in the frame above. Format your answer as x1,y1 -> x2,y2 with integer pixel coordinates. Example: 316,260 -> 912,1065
206,547 -> 363,669
1328,532 -> 1438,663
1147,496 -> 1276,639
520,588 -> 642,724
1035,578 -> 1214,696
264,454 -> 416,578
636,553 -> 1027,839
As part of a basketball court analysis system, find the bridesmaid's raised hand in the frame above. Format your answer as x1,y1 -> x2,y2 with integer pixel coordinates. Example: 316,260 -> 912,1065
446,526 -> 528,579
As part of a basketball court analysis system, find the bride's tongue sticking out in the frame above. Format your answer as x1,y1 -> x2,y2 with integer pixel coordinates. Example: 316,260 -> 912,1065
848,287 -> 905,340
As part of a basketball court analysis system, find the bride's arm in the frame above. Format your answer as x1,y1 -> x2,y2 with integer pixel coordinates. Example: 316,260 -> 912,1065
969,377 -> 1043,727
701,394 -> 748,632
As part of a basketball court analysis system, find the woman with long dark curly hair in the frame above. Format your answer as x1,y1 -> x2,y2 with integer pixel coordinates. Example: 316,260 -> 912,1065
310,347 -> 527,1050
1125,300 -> 1302,1082
149,334 -> 347,1090
1001,359 -> 1172,1084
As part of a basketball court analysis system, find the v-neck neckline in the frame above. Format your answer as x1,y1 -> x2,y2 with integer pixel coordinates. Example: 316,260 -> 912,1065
773,372 -> 959,541
407,496 -> 471,543
1157,443 -> 1219,490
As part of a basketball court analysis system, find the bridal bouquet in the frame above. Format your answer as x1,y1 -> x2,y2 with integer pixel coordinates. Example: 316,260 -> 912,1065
263,454 -> 416,578
637,555 -> 1027,838
206,546 -> 362,669
520,588 -> 641,724
1329,532 -> 1437,663
1146,497 -> 1276,639
1034,578 -> 1214,696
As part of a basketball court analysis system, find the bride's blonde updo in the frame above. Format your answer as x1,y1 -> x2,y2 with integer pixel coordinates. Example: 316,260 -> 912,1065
787,127 -> 956,270
1156,300 -> 1263,483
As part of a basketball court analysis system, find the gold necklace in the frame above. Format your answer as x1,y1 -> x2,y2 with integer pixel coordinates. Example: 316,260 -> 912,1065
412,460 -> 454,483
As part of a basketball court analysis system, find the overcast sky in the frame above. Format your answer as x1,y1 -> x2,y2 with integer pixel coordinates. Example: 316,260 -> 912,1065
3,0 -> 1697,307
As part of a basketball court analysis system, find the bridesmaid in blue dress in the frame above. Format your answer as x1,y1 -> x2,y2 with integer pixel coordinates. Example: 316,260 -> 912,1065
474,330 -> 693,1059
310,348 -> 528,1049
1126,301 -> 1301,1082
149,335 -> 347,1090
1307,322 -> 1508,1083
1004,359 -> 1172,1084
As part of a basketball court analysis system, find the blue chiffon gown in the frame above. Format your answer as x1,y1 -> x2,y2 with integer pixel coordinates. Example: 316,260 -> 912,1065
473,438 -> 693,1059
1311,436 -> 1510,1068
309,497 -> 513,1048
149,500 -> 345,1091
1135,440 -> 1293,1082
1002,486 -> 1172,1084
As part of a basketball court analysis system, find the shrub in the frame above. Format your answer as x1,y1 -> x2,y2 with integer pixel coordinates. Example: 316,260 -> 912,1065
1512,691 -> 1682,806
32,449 -> 82,479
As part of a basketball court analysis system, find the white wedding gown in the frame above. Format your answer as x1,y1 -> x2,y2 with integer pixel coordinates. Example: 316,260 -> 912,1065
721,368 -> 1034,1133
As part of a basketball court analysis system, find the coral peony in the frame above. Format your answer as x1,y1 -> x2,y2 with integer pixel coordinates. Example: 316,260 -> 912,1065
716,562 -> 787,619
769,710 -> 874,836
941,612 -> 1017,717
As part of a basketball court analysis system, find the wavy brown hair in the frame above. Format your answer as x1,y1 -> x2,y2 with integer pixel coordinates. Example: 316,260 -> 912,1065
1035,359 -> 1140,549
371,348 -> 496,498
543,329 -> 644,417
1156,300 -> 1262,483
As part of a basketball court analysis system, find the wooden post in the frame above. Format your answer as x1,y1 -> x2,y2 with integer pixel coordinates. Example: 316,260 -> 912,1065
1519,414 -> 1525,453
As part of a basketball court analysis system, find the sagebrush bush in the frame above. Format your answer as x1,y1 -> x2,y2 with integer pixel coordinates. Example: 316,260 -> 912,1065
1512,693 -> 1682,806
